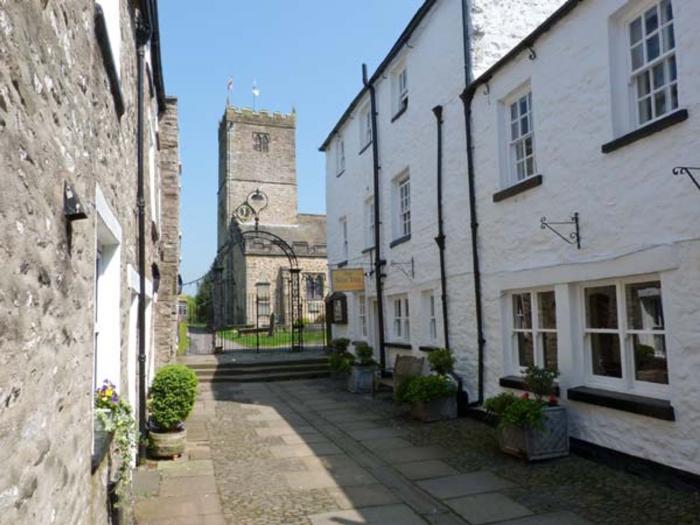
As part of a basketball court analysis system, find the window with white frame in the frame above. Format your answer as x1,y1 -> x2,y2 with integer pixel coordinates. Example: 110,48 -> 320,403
96,0 -> 121,80
393,65 -> 408,115
583,278 -> 668,390
358,294 -> 367,337
360,104 -> 372,148
392,296 -> 410,341
393,174 -> 411,239
256,282 -> 271,317
336,138 -> 345,174
339,216 -> 348,260
365,197 -> 375,249
507,91 -> 536,183
426,293 -> 437,342
511,290 -> 558,371
628,0 -> 677,127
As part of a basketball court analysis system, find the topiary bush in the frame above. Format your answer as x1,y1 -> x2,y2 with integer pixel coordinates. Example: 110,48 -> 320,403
354,342 -> 375,366
329,350 -> 355,374
331,338 -> 351,353
399,375 -> 456,403
427,348 -> 454,376
149,364 -> 198,431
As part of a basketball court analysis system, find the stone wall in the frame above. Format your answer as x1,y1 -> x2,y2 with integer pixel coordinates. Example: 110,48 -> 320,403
0,1 -> 174,522
154,97 -> 180,367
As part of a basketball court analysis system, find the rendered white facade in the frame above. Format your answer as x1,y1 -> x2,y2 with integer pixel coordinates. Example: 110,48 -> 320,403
323,0 -> 700,477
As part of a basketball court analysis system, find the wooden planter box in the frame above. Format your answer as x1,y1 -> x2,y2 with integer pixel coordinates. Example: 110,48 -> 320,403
149,427 -> 187,458
348,365 -> 376,394
497,406 -> 569,461
411,395 -> 458,422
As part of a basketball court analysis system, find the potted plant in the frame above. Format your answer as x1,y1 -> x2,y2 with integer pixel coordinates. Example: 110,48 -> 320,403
328,338 -> 354,379
348,342 -> 377,394
484,365 -> 568,461
94,380 -> 136,515
398,348 -> 458,421
148,364 -> 198,458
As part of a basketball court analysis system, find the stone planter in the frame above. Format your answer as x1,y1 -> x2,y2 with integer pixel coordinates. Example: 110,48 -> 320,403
411,395 -> 458,422
149,427 -> 187,458
497,405 -> 569,461
348,365 -> 376,394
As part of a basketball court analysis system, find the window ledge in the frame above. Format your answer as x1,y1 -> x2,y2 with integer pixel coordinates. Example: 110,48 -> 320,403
567,386 -> 675,421
419,345 -> 440,353
359,142 -> 372,156
385,341 -> 412,350
601,109 -> 688,154
390,234 -> 411,248
336,169 -> 346,178
391,103 -> 408,123
352,340 -> 368,346
336,260 -> 348,268
91,430 -> 114,474
492,174 -> 543,202
499,375 -> 560,396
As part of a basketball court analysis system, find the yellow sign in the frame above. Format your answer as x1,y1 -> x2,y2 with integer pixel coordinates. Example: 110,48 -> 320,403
331,268 -> 365,292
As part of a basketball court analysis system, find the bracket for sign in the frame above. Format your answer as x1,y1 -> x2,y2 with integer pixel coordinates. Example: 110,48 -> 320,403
390,257 -> 415,279
673,166 -> 700,191
540,212 -> 581,249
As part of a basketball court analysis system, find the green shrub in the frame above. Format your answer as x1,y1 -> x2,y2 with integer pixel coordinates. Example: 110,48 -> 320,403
524,365 -> 558,400
400,375 -> 456,403
484,392 -> 544,430
329,350 -> 355,374
331,338 -> 351,353
427,348 -> 454,376
354,343 -> 375,366
149,365 -> 198,431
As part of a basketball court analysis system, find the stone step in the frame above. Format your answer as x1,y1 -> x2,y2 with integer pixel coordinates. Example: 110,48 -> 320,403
193,363 -> 329,378
186,357 -> 329,371
198,369 -> 331,383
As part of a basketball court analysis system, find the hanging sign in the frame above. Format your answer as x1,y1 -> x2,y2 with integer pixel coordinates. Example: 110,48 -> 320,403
331,268 -> 365,292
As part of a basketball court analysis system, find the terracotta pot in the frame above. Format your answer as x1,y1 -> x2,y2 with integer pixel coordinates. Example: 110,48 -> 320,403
149,427 -> 187,458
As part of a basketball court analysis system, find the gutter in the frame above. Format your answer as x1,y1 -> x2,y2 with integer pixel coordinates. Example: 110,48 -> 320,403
363,64 -> 387,372
148,0 -> 167,114
432,105 -> 450,351
136,0 -> 154,464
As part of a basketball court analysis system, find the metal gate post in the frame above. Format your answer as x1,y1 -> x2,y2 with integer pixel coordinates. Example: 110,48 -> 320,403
290,268 -> 302,352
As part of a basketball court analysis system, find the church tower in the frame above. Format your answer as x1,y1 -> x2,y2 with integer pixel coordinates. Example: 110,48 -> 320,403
217,107 -> 298,248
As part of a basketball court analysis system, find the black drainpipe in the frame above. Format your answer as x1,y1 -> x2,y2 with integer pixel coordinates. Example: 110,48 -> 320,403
363,64 -> 386,372
461,83 -> 485,406
136,0 -> 153,464
432,105 -> 450,351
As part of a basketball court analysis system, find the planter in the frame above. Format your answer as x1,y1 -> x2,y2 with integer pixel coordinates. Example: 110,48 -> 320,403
411,395 -> 458,422
348,365 -> 376,394
95,407 -> 113,432
149,427 -> 187,458
497,405 -> 569,461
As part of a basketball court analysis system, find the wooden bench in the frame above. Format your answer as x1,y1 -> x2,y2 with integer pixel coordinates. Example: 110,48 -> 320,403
375,354 -> 424,399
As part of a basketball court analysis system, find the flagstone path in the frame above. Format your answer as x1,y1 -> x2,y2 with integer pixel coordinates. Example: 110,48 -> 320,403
134,378 -> 700,525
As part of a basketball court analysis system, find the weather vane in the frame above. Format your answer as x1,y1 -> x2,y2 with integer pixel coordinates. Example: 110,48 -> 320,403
226,78 -> 234,107
252,80 -> 260,111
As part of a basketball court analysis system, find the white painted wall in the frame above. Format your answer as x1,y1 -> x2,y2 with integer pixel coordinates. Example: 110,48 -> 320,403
468,0 -> 700,475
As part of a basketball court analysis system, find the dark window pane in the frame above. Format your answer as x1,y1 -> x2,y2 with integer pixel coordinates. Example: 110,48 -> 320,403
654,90 -> 667,116
670,84 -> 678,109
510,102 -> 518,121
653,62 -> 666,89
663,25 -> 675,52
639,97 -> 652,124
645,6 -> 659,34
542,332 -> 558,372
633,334 -> 669,384
647,34 -> 660,61
637,71 -> 651,97
668,55 -> 677,81
513,294 -> 532,329
631,44 -> 644,70
517,332 -> 534,368
630,17 -> 643,45
585,286 -> 618,329
660,0 -> 673,23
591,333 -> 622,378
519,96 -> 528,115
538,291 -> 556,329
626,281 -> 664,330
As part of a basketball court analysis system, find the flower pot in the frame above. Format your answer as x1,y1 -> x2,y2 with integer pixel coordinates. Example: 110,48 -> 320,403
347,365 -> 376,394
95,407 -> 113,432
411,395 -> 458,422
497,405 -> 569,461
149,427 -> 187,458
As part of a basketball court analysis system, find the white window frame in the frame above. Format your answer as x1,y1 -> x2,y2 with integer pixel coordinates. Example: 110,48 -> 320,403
336,137 -> 345,175
393,173 -> 411,240
509,288 -> 558,373
580,275 -> 669,399
358,294 -> 367,338
339,216 -> 348,261
426,292 -> 438,343
626,0 -> 678,128
360,104 -> 372,148
365,197 -> 375,249
393,64 -> 408,115
505,88 -> 536,185
391,296 -> 410,342
96,0 -> 121,81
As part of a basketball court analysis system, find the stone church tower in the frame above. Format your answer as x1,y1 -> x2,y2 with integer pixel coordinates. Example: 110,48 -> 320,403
214,107 -> 327,327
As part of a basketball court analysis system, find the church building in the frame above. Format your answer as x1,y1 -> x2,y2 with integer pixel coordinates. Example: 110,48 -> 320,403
213,106 -> 327,329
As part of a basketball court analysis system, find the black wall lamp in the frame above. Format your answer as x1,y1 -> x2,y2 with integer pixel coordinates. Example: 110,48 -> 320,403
64,182 -> 88,221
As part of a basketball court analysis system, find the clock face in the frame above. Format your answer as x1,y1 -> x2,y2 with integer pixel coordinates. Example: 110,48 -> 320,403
235,203 -> 253,222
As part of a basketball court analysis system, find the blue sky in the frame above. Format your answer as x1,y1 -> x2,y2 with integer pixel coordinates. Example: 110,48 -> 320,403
158,0 -> 423,291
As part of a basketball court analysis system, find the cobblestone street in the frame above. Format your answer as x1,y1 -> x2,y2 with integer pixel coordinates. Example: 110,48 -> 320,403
134,378 -> 700,525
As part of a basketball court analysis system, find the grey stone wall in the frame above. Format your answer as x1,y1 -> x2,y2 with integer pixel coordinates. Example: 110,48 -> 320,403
0,1 -> 174,523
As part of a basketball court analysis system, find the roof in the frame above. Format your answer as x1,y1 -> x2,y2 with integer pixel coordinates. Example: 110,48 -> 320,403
463,0 -> 585,100
319,0 -> 438,151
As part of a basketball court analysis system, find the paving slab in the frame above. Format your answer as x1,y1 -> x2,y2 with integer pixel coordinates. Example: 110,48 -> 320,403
301,454 -> 360,471
133,470 -> 160,499
326,484 -> 402,510
445,493 -> 532,524
283,466 -> 377,490
159,475 -> 218,497
308,503 -> 428,525
376,445 -> 452,465
394,460 -> 460,481
134,494 -> 223,520
269,442 -> 343,458
359,436 -> 414,451
347,427 -> 408,441
138,516 -> 226,525
254,425 -> 315,437
417,471 -> 515,499
497,511 -> 594,525
281,432 -> 330,445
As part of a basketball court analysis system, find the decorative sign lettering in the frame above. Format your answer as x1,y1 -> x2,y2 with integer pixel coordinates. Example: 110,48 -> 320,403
331,268 -> 365,292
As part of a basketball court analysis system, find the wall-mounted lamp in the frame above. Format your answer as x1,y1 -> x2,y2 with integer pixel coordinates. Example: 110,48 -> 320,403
64,182 -> 88,221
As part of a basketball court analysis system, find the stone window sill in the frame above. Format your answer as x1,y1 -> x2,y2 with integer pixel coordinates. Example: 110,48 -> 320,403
601,109 -> 688,154
499,375 -> 560,397
567,386 -> 675,421
359,142 -> 372,156
385,342 -> 412,350
91,430 -> 114,474
419,346 -> 440,353
391,103 -> 408,123
492,174 -> 543,202
390,234 -> 411,249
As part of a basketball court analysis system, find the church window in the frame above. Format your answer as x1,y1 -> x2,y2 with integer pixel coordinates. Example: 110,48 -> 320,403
306,274 -> 325,301
253,132 -> 270,152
